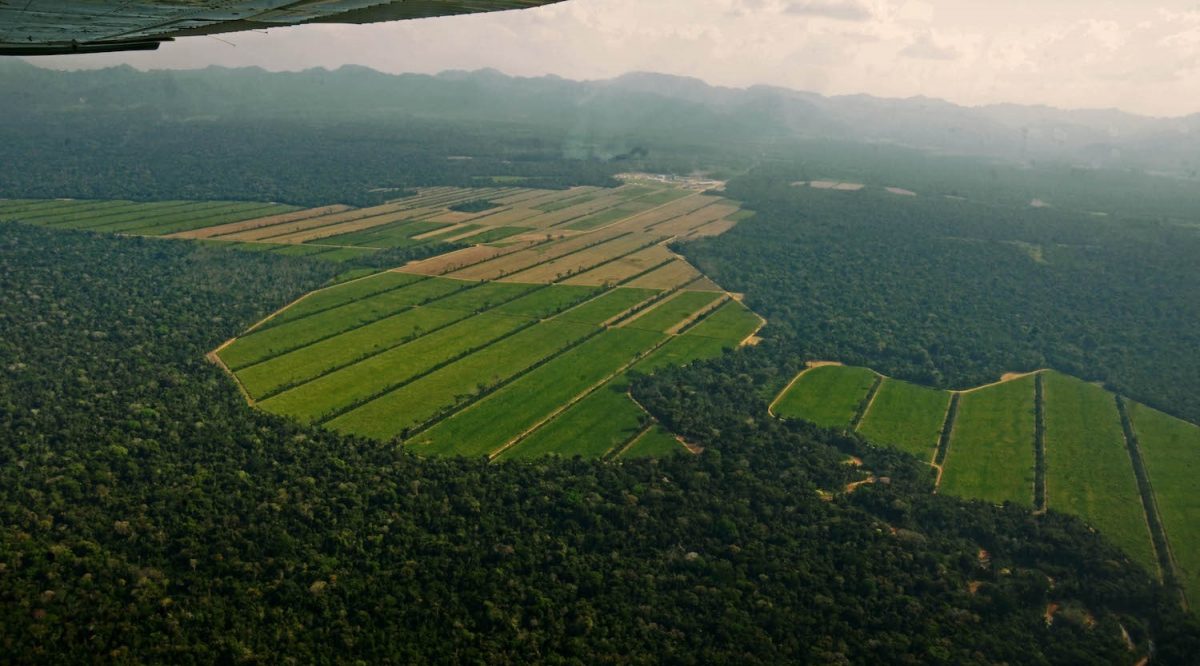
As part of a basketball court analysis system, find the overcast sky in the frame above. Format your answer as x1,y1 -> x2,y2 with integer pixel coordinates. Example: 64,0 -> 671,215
28,0 -> 1200,117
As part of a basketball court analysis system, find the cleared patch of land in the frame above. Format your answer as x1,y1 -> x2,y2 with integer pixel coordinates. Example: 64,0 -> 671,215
940,374 -> 1036,506
1129,403 -> 1200,603
1042,372 -> 1157,572
857,379 -> 952,460
772,365 -> 879,428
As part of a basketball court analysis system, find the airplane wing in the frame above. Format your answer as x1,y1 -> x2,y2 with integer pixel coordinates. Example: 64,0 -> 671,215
0,0 -> 565,56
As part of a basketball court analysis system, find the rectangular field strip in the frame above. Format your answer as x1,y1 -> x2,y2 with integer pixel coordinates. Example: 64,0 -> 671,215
1042,372 -> 1157,572
856,379 -> 952,460
939,375 -> 1036,506
772,365 -> 878,428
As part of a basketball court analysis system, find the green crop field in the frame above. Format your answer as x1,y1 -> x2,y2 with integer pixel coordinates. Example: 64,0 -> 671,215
236,306 -> 467,398
682,300 -> 760,341
856,379 -> 951,459
772,365 -> 878,428
623,291 -> 723,332
491,284 -> 599,318
1042,372 -> 1156,572
498,382 -> 648,460
267,272 -> 424,325
326,319 -> 597,440
219,278 -> 467,369
423,281 -> 537,313
939,375 -> 1036,506
261,313 -> 532,421
1129,402 -> 1200,604
459,226 -> 529,244
411,327 -> 664,457
617,426 -> 684,458
553,287 -> 659,325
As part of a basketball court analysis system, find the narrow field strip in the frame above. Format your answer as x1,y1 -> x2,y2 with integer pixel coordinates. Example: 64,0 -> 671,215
46,201 -> 203,230
940,374 -> 1036,506
412,327 -> 666,457
326,319 -> 598,440
14,200 -> 140,224
856,378 -> 952,460
679,300 -> 763,341
259,272 -> 427,330
448,229 -> 633,281
553,287 -> 660,325
559,245 -> 676,286
170,205 -> 354,239
260,313 -> 534,421
1042,372 -> 1157,572
78,202 -> 240,232
216,202 -> 413,241
622,290 -> 724,333
617,426 -> 685,459
502,234 -> 664,284
1128,402 -> 1200,606
622,260 -> 703,290
219,278 -> 469,369
129,204 -> 298,236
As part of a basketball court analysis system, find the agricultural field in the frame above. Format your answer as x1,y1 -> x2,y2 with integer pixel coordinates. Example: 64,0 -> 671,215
939,375 -> 1037,506
1129,403 -> 1200,604
1042,372 -> 1157,572
856,379 -> 952,460
770,365 -> 879,428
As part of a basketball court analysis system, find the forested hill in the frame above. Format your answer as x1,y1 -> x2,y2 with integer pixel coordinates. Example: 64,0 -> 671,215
4,58 -> 1200,175
2,222 -> 1198,661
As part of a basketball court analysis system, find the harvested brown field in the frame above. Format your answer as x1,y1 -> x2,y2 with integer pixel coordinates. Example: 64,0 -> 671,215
262,209 -> 428,244
648,203 -> 739,236
622,259 -> 703,290
560,245 -> 675,286
497,234 -> 654,284
465,207 -> 542,226
218,202 -> 412,241
608,195 -> 712,233
397,244 -> 526,276
446,229 -> 627,281
170,205 -> 354,239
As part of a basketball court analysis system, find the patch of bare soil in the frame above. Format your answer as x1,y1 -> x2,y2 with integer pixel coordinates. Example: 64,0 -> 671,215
885,187 -> 917,196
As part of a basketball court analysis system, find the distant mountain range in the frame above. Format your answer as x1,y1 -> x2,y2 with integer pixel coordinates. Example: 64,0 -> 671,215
4,59 -> 1198,176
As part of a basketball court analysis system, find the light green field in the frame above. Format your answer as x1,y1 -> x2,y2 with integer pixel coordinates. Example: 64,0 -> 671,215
219,278 -> 467,369
1042,373 -> 1156,571
623,291 -> 723,333
236,306 -> 467,398
267,272 -> 425,325
682,300 -> 760,341
261,313 -> 531,421
940,375 -> 1036,506
498,383 -> 648,460
1129,402 -> 1200,603
490,284 -> 599,318
423,281 -> 537,314
77,202 -> 225,231
857,379 -> 951,460
411,327 -> 664,457
326,319 -> 596,440
772,365 -> 879,428
553,287 -> 659,325
617,426 -> 684,459
12,200 -> 136,223
130,203 -> 295,235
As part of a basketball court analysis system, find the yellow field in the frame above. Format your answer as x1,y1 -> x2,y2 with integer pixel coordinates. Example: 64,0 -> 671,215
399,244 -> 529,276
561,245 -> 676,286
622,260 -> 703,290
500,234 -> 656,283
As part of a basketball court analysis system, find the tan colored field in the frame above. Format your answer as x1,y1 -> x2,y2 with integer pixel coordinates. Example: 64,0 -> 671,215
398,243 -> 529,276
446,229 -> 625,280
488,188 -> 549,205
465,207 -> 541,227
498,234 -> 653,284
263,209 -> 428,244
686,219 -> 737,238
560,245 -> 675,286
649,203 -> 739,236
833,183 -> 865,191
422,210 -> 485,225
412,223 -> 470,240
170,205 -> 354,239
218,202 -> 412,241
610,195 -> 713,233
514,186 -> 651,229
683,276 -> 724,292
623,259 -> 703,290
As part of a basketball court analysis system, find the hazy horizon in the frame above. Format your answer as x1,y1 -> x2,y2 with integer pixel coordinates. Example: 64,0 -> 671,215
19,0 -> 1200,119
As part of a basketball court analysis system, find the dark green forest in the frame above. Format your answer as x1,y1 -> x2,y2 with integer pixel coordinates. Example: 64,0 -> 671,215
680,167 -> 1200,423
2,223 -> 1197,662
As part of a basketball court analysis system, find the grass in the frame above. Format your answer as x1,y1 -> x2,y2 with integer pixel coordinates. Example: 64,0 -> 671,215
772,365 -> 878,428
235,306 -> 467,398
618,426 -> 685,458
497,383 -> 649,460
411,327 -> 665,457
490,284 -> 600,318
259,313 -> 532,421
1128,402 -> 1200,601
623,291 -> 723,333
1042,372 -> 1157,572
219,278 -> 467,369
554,287 -> 659,325
682,300 -> 760,342
857,379 -> 952,460
939,375 -> 1036,506
326,319 -> 596,440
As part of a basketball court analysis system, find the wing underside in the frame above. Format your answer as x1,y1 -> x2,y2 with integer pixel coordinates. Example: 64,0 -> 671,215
0,0 -> 564,55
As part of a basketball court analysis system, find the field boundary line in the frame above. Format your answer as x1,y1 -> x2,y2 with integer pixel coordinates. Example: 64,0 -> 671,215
1034,374 -> 1048,513
207,339 -> 255,407
766,361 -> 844,417
608,424 -> 656,460
852,375 -> 884,430
488,333 -> 675,461
931,393 -> 961,490
953,369 -> 1046,395
664,294 -> 730,335
1116,396 -> 1187,608
253,284 -> 552,400
563,190 -> 704,234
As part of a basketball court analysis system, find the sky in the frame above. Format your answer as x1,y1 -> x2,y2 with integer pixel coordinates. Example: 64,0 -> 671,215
27,0 -> 1200,117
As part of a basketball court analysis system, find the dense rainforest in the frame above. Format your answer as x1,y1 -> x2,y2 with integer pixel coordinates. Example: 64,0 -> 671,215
679,167 -> 1200,423
2,222 -> 1197,662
